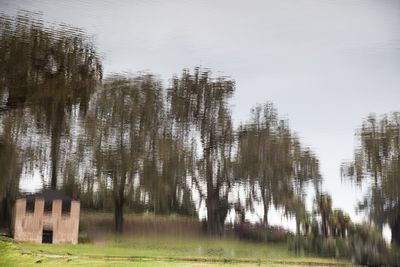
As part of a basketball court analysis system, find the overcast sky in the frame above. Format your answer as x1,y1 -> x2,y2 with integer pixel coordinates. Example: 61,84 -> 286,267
2,0 -> 400,227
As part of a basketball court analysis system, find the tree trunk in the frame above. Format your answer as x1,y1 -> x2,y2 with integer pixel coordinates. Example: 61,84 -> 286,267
296,218 -> 300,235
114,195 -> 124,234
205,147 -> 224,236
391,213 -> 400,246
206,205 -> 218,235
206,189 -> 224,236
261,187 -> 270,228
321,213 -> 328,238
0,196 -> 8,228
340,223 -> 346,238
263,203 -> 269,228
0,194 -> 15,233
50,103 -> 64,189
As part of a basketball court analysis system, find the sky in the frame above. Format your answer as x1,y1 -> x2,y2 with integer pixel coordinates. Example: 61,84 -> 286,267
2,0 -> 400,230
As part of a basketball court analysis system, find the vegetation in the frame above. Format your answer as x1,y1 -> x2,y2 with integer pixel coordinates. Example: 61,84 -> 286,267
342,112 -> 400,245
0,12 -> 318,237
168,68 -> 236,235
1,10 -> 400,267
237,102 -> 320,230
289,221 -> 400,266
0,235 -> 351,266
0,11 -> 101,228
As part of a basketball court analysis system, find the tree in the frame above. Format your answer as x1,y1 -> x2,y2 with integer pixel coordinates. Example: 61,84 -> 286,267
0,12 -> 102,190
290,137 -> 322,234
140,115 -> 197,216
168,68 -> 235,235
329,209 -> 351,238
83,74 -> 163,233
0,116 -> 23,229
342,112 -> 400,245
237,103 -> 288,227
314,193 -> 332,238
237,102 -> 320,228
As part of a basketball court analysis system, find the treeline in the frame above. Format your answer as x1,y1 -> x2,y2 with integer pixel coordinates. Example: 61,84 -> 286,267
288,192 -> 398,265
0,12 -> 320,236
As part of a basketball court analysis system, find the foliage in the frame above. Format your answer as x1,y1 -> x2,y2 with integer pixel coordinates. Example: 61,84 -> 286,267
342,112 -> 400,244
314,193 -> 332,238
0,11 -> 102,189
234,222 -> 292,243
168,68 -> 235,235
237,102 -> 321,229
347,223 -> 400,266
0,12 -> 323,237
0,11 -> 102,229
0,131 -> 21,229
288,222 -> 400,266
288,236 -> 350,259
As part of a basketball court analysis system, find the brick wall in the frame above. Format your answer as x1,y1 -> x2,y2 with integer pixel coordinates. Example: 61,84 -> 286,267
13,198 -> 80,244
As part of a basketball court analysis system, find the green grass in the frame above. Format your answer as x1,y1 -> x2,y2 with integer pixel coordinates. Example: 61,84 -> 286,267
0,236 -> 354,266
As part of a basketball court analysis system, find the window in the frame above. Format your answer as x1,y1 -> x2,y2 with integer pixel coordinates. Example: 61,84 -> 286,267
62,200 -> 71,215
26,199 -> 35,213
44,200 -> 52,213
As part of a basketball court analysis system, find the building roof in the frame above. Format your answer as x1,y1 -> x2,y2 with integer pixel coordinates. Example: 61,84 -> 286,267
20,190 -> 75,201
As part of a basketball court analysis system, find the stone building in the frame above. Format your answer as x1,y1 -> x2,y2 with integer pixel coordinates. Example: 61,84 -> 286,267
13,190 -> 80,244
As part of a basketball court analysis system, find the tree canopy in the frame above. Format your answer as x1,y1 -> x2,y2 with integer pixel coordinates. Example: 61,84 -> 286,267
342,112 -> 400,244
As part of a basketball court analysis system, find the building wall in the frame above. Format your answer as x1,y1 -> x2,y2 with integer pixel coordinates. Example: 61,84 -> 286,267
51,200 -> 80,244
13,198 -> 80,244
13,198 -> 44,243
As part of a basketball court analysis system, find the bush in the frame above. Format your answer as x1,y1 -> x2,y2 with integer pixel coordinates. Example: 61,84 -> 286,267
234,222 -> 291,243
347,223 -> 393,266
288,236 -> 350,258
288,223 -> 400,266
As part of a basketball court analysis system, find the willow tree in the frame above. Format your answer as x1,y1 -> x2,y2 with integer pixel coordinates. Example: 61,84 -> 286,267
84,74 -> 163,233
342,112 -> 400,244
168,68 -> 235,235
140,114 -> 197,216
237,102 -> 320,228
0,115 -> 24,228
329,208 -> 351,238
0,12 -> 102,190
314,193 -> 332,238
290,137 -> 322,233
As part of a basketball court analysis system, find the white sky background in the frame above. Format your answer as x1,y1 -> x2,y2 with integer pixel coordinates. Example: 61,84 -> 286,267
2,0 -> 400,231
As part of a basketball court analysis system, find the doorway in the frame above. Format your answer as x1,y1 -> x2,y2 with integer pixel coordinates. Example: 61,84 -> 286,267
42,229 -> 53,244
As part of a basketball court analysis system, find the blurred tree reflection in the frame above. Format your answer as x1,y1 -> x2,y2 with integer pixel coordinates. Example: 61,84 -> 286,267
168,68 -> 235,235
0,11 -> 102,190
343,112 -> 400,245
237,102 -> 320,231
0,11 -> 325,238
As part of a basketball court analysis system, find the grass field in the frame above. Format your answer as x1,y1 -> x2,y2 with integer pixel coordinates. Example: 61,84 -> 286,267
0,235 -> 354,266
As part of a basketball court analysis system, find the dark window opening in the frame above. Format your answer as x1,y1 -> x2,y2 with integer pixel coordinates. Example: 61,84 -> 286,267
62,200 -> 71,215
44,200 -> 52,213
26,199 -> 35,213
42,229 -> 53,244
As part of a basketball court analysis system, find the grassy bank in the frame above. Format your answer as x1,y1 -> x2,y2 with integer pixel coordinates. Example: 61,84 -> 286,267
79,212 -> 204,241
0,235 -> 353,266
1,212 -> 354,266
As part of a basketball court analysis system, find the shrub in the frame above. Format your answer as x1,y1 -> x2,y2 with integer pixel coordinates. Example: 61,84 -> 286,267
347,223 -> 392,266
288,236 -> 350,258
234,222 -> 291,243
288,223 -> 400,266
